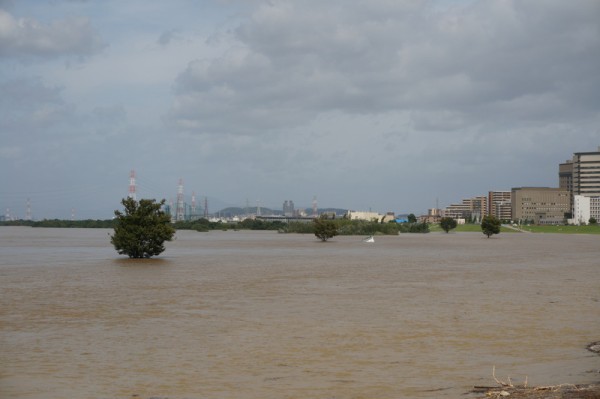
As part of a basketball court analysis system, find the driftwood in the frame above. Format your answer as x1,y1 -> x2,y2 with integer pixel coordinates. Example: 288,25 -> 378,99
474,343 -> 600,398
490,365 -> 528,389
472,366 -> 600,398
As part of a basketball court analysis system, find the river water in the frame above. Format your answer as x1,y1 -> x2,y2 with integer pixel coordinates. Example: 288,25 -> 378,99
1,227 -> 599,398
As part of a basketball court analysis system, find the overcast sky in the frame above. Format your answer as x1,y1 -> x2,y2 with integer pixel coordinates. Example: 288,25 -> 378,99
1,0 -> 599,219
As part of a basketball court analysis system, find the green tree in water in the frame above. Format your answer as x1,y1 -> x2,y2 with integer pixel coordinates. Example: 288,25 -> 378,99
481,215 -> 501,238
111,198 -> 175,258
313,217 -> 338,242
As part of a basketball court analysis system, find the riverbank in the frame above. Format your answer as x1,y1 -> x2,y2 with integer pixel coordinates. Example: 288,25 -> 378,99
474,383 -> 600,398
474,343 -> 600,398
125,386 -> 600,399
429,223 -> 600,235
515,224 -> 600,234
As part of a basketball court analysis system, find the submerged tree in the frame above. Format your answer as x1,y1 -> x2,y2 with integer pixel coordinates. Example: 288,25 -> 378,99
313,217 -> 338,242
110,198 -> 175,258
481,215 -> 501,238
440,217 -> 457,233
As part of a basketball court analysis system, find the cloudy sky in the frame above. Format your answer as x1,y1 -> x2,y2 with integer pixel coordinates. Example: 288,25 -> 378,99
1,0 -> 599,219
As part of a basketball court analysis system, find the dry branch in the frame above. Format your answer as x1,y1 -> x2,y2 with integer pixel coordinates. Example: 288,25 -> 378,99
492,365 -> 514,388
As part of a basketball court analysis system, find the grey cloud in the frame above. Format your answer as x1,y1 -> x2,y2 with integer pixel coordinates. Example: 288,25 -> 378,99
0,78 -> 68,137
168,0 -> 600,136
92,105 -> 127,125
157,29 -> 179,46
0,8 -> 106,60
410,110 -> 468,132
0,77 -> 63,105
0,145 -> 21,160
0,75 -> 144,218
0,77 -> 130,156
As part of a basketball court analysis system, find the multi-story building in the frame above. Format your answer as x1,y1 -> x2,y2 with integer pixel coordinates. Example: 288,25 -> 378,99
511,187 -> 570,225
559,159 -> 574,213
345,210 -> 384,222
428,208 -> 441,216
444,196 -> 487,221
283,200 -> 295,217
419,208 -> 441,224
559,147 -> 600,217
471,196 -> 487,222
382,212 -> 397,223
572,195 -> 600,225
559,160 -> 573,193
443,202 -> 470,220
571,147 -> 600,197
590,197 -> 600,223
487,191 -> 512,221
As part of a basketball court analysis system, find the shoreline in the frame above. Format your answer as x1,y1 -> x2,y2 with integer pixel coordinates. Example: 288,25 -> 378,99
473,343 -> 600,398
473,383 -> 600,398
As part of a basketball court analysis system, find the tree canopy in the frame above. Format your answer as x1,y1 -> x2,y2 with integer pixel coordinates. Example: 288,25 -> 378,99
440,217 -> 457,233
481,215 -> 501,238
313,217 -> 338,241
110,198 -> 175,258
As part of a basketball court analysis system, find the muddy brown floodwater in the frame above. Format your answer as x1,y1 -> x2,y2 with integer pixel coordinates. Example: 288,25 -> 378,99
1,227 -> 599,399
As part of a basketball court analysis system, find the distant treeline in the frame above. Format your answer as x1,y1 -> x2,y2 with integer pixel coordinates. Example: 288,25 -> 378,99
1,218 -> 429,234
0,218 -> 285,231
0,219 -> 116,228
171,218 -> 287,232
280,219 -> 429,235
161,218 -> 429,235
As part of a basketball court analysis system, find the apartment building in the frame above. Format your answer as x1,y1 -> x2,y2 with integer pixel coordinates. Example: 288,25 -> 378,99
511,187 -> 570,225
572,147 -> 600,197
572,195 -> 600,225
487,191 -> 511,220
559,160 -> 573,193
444,196 -> 487,221
283,200 -> 295,217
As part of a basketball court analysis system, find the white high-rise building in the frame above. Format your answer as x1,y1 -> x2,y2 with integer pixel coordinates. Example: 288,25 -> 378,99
572,195 -> 600,225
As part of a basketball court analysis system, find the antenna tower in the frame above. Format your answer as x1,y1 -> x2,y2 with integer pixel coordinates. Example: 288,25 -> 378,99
256,200 -> 261,216
128,170 -> 137,200
312,196 -> 318,217
176,178 -> 185,221
26,198 -> 31,221
71,208 -> 75,221
204,197 -> 208,218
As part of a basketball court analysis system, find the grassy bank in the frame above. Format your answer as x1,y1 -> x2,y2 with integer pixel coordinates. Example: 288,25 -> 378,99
517,224 -> 600,234
429,223 -> 600,234
429,223 -> 517,233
